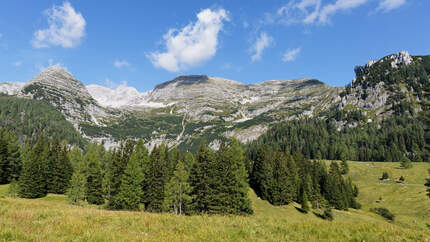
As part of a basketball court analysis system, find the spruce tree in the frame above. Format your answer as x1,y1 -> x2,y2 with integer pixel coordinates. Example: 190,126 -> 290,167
5,131 -> 21,183
67,159 -> 87,205
340,159 -> 349,175
300,190 -> 310,213
107,140 -> 134,208
250,144 -> 273,201
18,136 -> 49,198
49,141 -> 73,194
189,142 -> 217,214
134,139 -> 150,203
224,139 -> 253,214
400,156 -> 413,169
145,144 -> 169,212
85,145 -> 105,205
114,151 -> 144,210
163,160 -> 191,214
270,151 -> 296,205
183,151 -> 195,173
0,132 -> 9,184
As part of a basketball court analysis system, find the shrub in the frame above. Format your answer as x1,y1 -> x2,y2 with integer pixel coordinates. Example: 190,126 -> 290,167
381,172 -> 389,180
371,207 -> 395,221
322,207 -> 334,221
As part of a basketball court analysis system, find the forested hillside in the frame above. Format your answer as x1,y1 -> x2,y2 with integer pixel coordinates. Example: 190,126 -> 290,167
0,94 -> 87,147
247,115 -> 427,162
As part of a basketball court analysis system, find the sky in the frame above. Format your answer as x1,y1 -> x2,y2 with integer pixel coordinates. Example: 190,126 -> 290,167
0,0 -> 429,91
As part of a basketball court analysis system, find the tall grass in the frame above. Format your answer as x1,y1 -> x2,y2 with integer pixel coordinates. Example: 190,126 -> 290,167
0,161 -> 429,241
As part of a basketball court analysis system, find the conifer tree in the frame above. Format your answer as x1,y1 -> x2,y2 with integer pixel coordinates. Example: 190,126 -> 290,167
107,140 -> 134,208
270,151 -> 295,205
67,158 -> 87,205
5,131 -> 21,183
132,139 -> 149,203
340,159 -> 349,175
189,142 -> 218,214
85,145 -> 105,205
300,190 -> 310,213
400,156 -> 413,169
163,160 -> 191,214
224,139 -> 253,214
250,144 -> 273,201
145,144 -> 169,212
0,132 -> 9,184
18,136 -> 49,198
49,141 -> 74,194
114,151 -> 144,210
183,151 -> 195,173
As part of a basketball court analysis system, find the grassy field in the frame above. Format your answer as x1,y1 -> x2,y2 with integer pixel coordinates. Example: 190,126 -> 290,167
0,161 -> 429,241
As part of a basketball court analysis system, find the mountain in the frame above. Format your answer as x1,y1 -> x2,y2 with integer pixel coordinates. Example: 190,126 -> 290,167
0,51 -> 428,151
19,67 -> 116,127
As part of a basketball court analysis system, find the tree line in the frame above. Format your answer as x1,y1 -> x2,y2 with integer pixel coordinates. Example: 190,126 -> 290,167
2,134 -> 253,215
247,144 -> 360,211
247,115 -> 428,162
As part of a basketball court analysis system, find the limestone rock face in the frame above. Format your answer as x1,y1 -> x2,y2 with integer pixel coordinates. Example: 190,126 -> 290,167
19,67 -> 113,126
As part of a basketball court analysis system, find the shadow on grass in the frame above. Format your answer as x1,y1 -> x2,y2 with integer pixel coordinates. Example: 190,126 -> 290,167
294,206 -> 308,214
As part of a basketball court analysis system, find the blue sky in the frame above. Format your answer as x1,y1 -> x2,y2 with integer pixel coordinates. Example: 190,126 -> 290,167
0,0 -> 429,91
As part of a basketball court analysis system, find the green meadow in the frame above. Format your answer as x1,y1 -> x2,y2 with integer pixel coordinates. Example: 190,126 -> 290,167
1,161 -> 429,241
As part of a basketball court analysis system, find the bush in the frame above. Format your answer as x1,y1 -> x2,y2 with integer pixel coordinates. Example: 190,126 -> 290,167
381,172 -> 389,180
399,176 -> 405,182
370,207 -> 395,221
322,207 -> 334,221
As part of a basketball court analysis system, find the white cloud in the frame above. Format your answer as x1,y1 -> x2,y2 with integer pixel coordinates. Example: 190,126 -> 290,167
13,61 -> 23,67
148,8 -> 229,72
32,1 -> 86,48
274,0 -> 406,25
282,48 -> 301,62
250,32 -> 273,62
318,0 -> 368,24
114,60 -> 130,68
377,0 -> 406,12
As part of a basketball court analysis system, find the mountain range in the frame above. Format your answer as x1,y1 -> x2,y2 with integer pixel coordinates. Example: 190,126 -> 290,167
0,51 -> 428,151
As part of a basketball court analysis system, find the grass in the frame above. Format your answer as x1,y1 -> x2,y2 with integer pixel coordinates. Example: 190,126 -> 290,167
0,162 -> 429,241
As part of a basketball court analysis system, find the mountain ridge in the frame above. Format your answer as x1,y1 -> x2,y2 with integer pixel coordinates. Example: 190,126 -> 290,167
0,50 -> 427,151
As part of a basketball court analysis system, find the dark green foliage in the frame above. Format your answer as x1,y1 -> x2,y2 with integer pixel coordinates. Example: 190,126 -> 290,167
399,176 -> 405,182
340,159 -> 349,175
0,132 -> 9,184
163,160 -> 191,215
113,151 -> 144,210
144,144 -> 169,212
189,143 -> 220,214
18,137 -> 49,198
86,146 -> 105,205
215,140 -> 253,214
381,172 -> 389,180
300,191 -> 310,214
67,157 -> 87,205
247,115 -> 427,162
371,207 -> 395,221
400,156 -> 413,169
322,207 -> 334,221
0,95 -> 87,148
249,144 -> 359,211
47,140 -> 73,194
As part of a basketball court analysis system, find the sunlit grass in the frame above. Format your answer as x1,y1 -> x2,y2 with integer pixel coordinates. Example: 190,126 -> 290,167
0,161 -> 429,241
